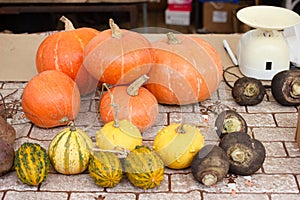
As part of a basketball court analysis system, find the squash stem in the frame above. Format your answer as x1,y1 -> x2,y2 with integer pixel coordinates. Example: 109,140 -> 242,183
59,16 -> 75,31
291,79 -> 300,98
127,75 -> 149,96
109,18 -> 123,39
167,32 -> 181,45
67,121 -> 77,131
176,124 -> 186,134
103,83 -> 120,128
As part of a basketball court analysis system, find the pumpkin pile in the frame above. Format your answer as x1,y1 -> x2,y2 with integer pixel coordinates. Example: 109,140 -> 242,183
15,17 -> 225,189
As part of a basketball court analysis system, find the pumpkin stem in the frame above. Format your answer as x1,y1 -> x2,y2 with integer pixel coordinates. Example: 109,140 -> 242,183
59,16 -> 75,31
127,75 -> 149,96
109,18 -> 123,39
167,32 -> 181,45
103,83 -> 120,128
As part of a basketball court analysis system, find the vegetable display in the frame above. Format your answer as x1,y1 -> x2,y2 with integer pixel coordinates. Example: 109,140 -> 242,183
89,151 -> 123,188
271,69 -> 300,106
145,32 -> 222,105
191,145 -> 230,186
48,124 -> 93,175
99,75 -> 158,132
14,142 -> 50,186
83,19 -> 153,85
153,123 -> 205,169
123,145 -> 164,190
36,16 -> 100,96
21,70 -> 81,128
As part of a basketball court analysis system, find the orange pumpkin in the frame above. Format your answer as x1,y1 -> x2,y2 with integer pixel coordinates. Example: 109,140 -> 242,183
145,33 -> 222,105
36,16 -> 100,96
99,76 -> 158,132
22,70 -> 81,128
83,19 -> 153,85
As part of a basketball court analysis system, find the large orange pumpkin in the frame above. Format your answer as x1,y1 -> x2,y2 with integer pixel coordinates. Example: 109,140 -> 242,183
144,33 -> 222,105
83,19 -> 153,85
22,70 -> 81,128
99,76 -> 158,132
36,16 -> 100,96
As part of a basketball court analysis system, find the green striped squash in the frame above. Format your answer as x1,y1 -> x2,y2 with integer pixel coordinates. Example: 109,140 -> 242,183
48,125 -> 93,174
123,145 -> 164,190
14,142 -> 50,186
89,151 -> 123,188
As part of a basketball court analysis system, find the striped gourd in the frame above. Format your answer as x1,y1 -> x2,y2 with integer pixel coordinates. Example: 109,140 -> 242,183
123,145 -> 164,190
48,124 -> 93,174
89,151 -> 123,188
14,142 -> 50,186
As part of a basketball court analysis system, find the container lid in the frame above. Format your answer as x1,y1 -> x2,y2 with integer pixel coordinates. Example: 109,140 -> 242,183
237,5 -> 300,30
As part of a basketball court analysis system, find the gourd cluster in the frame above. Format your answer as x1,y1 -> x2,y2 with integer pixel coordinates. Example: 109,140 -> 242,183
1,17 -> 225,189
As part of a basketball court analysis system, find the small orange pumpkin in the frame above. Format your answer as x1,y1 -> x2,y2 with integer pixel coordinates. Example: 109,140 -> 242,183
83,19 -> 153,85
22,70 -> 81,128
99,75 -> 158,132
36,16 -> 100,96
145,32 -> 222,105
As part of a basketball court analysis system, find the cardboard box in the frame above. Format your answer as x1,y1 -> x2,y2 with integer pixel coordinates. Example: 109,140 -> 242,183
0,33 -> 46,81
202,2 -> 239,33
165,9 -> 191,26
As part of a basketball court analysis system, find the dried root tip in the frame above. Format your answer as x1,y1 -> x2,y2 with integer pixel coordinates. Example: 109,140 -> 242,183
202,173 -> 218,186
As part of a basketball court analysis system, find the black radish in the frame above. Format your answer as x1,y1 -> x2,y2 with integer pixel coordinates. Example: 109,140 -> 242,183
271,70 -> 300,106
215,110 -> 247,138
232,77 -> 265,106
191,145 -> 230,186
219,132 -> 265,176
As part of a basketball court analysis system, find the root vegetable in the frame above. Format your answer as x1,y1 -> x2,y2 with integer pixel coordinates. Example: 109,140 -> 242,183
0,139 -> 15,176
191,145 -> 229,186
271,70 -> 300,106
215,110 -> 247,138
219,132 -> 266,176
232,77 -> 265,106
0,116 -> 16,145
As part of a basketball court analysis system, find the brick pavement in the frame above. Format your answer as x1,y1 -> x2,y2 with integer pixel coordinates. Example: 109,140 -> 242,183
1,81 -> 300,200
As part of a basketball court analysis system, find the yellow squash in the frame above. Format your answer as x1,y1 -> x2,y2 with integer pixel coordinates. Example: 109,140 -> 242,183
153,123 -> 205,169
96,119 -> 142,151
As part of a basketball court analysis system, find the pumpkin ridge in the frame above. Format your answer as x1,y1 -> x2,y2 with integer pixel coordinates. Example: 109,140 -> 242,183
150,51 -> 212,103
54,34 -> 61,71
73,31 -> 86,52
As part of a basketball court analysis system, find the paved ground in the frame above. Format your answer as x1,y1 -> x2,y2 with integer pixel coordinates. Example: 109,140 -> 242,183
1,79 -> 300,200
